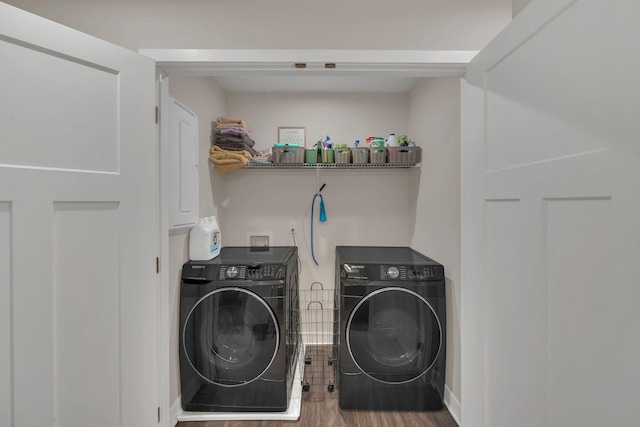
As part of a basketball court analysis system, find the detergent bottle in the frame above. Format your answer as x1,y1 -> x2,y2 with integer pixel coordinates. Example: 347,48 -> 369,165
386,133 -> 398,147
189,217 -> 222,260
189,219 -> 212,261
208,216 -> 221,259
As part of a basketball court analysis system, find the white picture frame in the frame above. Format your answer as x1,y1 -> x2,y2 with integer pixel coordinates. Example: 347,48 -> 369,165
278,126 -> 306,147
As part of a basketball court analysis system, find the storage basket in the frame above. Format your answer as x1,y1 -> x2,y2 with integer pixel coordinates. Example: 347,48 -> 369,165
272,146 -> 305,164
369,147 -> 387,164
351,147 -> 369,164
305,149 -> 318,164
334,148 -> 351,164
387,146 -> 422,164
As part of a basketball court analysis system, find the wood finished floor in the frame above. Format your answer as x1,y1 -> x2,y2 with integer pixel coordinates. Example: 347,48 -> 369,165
177,393 -> 458,427
178,346 -> 457,427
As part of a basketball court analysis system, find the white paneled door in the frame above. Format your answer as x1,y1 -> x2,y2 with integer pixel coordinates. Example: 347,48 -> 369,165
0,3 -> 158,427
462,0 -> 640,426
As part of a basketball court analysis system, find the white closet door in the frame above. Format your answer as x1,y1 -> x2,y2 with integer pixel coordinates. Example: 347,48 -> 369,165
462,0 -> 640,426
0,4 -> 158,427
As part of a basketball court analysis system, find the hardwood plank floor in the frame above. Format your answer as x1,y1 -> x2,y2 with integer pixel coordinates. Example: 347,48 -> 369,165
177,393 -> 458,427
178,346 -> 457,427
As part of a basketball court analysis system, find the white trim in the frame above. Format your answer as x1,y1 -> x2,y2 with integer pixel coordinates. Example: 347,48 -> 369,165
158,74 -> 171,427
170,396 -> 181,427
140,48 -> 477,64
139,49 -> 477,78
444,385 -> 461,426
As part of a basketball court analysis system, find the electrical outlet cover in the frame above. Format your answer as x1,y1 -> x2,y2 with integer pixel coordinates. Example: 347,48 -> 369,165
245,231 -> 274,249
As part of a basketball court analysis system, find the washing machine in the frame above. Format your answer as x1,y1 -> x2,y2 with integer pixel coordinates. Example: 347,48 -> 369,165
336,246 -> 446,411
179,246 -> 299,412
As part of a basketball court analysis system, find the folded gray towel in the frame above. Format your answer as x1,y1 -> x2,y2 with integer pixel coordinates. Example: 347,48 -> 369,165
213,124 -> 250,137
214,133 -> 256,149
214,141 -> 257,156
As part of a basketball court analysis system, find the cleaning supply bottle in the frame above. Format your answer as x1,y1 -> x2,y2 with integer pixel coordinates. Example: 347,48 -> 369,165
189,219 -> 213,261
189,217 -> 222,260
208,216 -> 221,259
386,133 -> 398,147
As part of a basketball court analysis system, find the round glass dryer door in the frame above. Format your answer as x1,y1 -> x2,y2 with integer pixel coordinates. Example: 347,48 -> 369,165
183,288 -> 279,387
346,287 -> 442,384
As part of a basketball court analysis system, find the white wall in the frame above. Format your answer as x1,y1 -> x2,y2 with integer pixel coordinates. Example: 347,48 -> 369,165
408,77 -> 462,419
221,92 -> 413,289
227,92 -> 410,151
166,77 -> 227,406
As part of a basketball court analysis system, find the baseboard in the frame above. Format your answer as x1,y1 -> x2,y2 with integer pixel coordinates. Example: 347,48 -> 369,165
170,396 -> 181,427
444,385 -> 461,426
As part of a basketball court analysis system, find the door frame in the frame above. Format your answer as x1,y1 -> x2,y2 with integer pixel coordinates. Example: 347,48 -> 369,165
157,72 -> 171,427
150,49 -> 479,426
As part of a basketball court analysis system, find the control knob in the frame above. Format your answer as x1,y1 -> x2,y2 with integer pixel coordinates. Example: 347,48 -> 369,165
226,266 -> 239,278
387,266 -> 399,279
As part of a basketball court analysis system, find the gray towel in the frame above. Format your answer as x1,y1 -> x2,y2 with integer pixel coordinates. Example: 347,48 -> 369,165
214,139 -> 257,156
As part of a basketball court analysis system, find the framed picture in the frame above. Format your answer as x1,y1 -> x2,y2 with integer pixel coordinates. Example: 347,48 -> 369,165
278,127 -> 306,147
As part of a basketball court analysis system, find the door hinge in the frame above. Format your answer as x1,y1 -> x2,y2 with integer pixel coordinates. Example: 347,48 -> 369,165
157,406 -> 160,423
156,257 -> 160,274
155,106 -> 159,124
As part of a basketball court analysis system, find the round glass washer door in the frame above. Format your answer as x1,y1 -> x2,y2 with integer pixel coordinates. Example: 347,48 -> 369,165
346,287 -> 442,384
183,287 -> 279,387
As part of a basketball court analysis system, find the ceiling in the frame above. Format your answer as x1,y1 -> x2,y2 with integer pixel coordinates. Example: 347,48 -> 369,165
5,0 -> 511,92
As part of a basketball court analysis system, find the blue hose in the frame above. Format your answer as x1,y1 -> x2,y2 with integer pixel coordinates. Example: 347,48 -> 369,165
310,192 -> 326,266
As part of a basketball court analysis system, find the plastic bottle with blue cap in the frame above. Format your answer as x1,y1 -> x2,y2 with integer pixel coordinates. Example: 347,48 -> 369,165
189,216 -> 221,260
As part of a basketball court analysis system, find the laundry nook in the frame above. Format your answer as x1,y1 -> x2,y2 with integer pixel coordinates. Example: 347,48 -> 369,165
2,1 -> 639,427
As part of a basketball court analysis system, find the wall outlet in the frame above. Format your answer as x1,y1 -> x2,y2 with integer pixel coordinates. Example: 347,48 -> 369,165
289,220 -> 296,232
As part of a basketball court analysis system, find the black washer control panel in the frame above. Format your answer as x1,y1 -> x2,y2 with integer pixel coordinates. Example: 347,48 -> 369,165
379,265 -> 439,280
218,265 -> 282,280
341,263 -> 444,281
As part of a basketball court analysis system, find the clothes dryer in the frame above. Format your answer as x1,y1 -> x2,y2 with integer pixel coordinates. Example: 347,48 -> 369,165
336,246 -> 446,411
180,246 -> 299,412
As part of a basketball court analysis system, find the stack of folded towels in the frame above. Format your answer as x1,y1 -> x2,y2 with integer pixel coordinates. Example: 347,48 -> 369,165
210,117 -> 257,173
211,117 -> 257,155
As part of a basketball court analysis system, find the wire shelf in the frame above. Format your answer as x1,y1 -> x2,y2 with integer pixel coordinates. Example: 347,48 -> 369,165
245,162 -> 419,169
